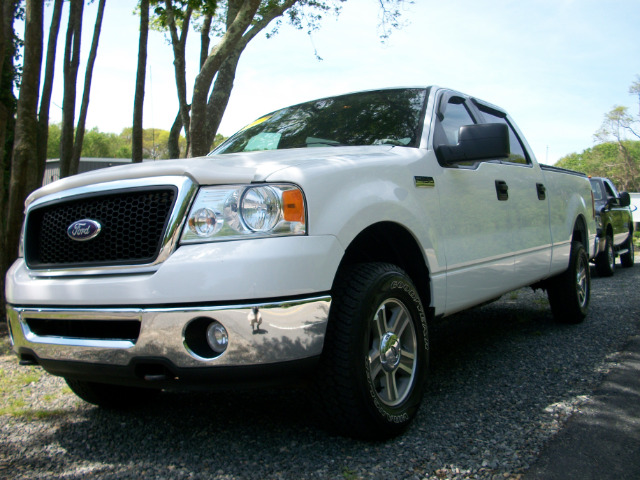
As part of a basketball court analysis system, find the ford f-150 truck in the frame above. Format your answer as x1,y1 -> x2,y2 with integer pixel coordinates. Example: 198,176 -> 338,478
5,87 -> 597,439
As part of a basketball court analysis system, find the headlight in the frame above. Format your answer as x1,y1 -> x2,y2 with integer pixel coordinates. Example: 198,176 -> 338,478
241,186 -> 281,232
181,184 -> 306,244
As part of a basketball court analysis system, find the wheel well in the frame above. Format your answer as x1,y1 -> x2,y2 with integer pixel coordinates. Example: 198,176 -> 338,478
604,223 -> 614,239
335,222 -> 430,308
572,215 -> 589,251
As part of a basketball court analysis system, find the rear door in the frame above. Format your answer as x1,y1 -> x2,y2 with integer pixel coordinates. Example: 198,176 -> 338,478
473,103 -> 552,284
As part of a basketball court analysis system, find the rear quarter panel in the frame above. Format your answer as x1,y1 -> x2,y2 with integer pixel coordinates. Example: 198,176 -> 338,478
539,165 -> 596,273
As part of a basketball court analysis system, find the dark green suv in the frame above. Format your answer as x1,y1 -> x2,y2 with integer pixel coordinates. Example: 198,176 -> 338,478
590,177 -> 635,276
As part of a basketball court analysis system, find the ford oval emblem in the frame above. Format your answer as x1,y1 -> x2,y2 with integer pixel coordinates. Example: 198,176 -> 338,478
67,219 -> 102,242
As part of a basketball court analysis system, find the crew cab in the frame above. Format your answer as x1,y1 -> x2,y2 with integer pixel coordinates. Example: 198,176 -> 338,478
5,87 -> 597,439
589,176 -> 635,276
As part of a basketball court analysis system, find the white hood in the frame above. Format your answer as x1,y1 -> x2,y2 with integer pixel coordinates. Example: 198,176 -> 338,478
27,146 -> 395,205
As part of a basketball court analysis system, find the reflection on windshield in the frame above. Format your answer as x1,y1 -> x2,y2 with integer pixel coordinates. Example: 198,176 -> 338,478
212,88 -> 428,154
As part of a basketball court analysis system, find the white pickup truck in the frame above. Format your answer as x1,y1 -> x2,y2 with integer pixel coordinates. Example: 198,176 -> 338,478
6,87 -> 597,439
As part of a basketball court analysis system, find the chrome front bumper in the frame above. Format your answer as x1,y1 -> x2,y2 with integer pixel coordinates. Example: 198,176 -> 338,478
7,296 -> 330,379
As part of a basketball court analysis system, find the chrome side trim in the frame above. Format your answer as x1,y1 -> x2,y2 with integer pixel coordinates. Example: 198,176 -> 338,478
26,176 -> 198,277
7,296 -> 331,368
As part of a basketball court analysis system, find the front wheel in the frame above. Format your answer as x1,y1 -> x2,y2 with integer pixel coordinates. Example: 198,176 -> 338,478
317,263 -> 429,440
546,241 -> 590,324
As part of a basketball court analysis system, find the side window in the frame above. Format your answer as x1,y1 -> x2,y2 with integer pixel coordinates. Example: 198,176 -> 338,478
479,108 -> 529,165
603,181 -> 619,199
590,179 -> 605,201
438,98 -> 476,145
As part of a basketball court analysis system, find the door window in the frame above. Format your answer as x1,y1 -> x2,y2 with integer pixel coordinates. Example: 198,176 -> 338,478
438,98 -> 476,145
478,108 -> 529,165
603,180 -> 619,199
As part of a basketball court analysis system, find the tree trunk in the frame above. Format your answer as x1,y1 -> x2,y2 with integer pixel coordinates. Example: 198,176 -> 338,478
59,0 -> 83,178
71,0 -> 106,174
204,48 -> 242,150
189,0 -> 261,157
189,0 -> 297,157
0,0 -> 18,186
132,0 -> 149,163
0,0 -> 6,83
168,108 -> 183,159
164,0 -> 192,158
0,0 -> 19,319
200,14 -> 212,69
3,0 -> 44,314
36,0 -> 64,185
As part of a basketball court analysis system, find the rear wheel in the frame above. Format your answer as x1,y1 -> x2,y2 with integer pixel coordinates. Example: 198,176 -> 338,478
547,241 -> 590,324
620,231 -> 635,268
317,263 -> 429,439
595,234 -> 615,277
65,378 -> 159,409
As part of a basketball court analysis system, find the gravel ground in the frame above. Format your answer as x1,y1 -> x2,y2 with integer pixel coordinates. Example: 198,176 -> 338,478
1,263 -> 639,480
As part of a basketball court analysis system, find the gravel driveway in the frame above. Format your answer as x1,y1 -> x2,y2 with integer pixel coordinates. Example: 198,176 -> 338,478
2,264 -> 639,480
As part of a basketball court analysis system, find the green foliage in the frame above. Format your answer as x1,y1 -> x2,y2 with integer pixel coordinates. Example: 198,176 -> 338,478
46,123 -> 61,159
148,0 -> 217,33
46,123 -> 191,160
212,133 -> 226,148
573,76 -> 640,192
555,141 -> 640,192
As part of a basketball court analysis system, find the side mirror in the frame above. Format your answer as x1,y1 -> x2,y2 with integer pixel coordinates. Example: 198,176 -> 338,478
436,123 -> 510,165
619,192 -> 631,207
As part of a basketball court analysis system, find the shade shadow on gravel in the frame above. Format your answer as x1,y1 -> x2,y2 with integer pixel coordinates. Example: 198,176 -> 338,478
2,265 -> 639,480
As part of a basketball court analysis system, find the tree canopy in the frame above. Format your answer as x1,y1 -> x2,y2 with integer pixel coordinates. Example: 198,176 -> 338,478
145,0 -> 413,157
555,76 -> 640,193
555,140 -> 640,192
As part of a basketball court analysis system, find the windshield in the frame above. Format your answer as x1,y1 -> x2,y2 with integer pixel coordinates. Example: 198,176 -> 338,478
212,88 -> 428,154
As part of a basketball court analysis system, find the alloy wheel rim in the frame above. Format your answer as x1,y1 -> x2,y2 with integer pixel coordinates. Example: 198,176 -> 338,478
367,298 -> 418,406
607,243 -> 614,270
576,255 -> 588,308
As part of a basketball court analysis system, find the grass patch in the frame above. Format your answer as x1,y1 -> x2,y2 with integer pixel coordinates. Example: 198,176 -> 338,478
0,335 -> 72,419
341,467 -> 360,480
0,366 -> 44,417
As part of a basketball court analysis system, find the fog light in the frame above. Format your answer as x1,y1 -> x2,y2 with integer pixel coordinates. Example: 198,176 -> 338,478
206,322 -> 229,354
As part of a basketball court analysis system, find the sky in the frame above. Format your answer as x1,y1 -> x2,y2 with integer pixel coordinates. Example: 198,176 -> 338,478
29,0 -> 640,164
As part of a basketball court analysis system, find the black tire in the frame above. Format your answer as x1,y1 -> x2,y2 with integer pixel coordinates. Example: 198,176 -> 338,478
546,241 -> 590,324
595,234 -> 615,277
65,378 -> 159,409
620,231 -> 635,268
317,263 -> 429,440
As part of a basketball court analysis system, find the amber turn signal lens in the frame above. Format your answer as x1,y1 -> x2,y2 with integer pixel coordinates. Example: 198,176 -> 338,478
282,189 -> 305,223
